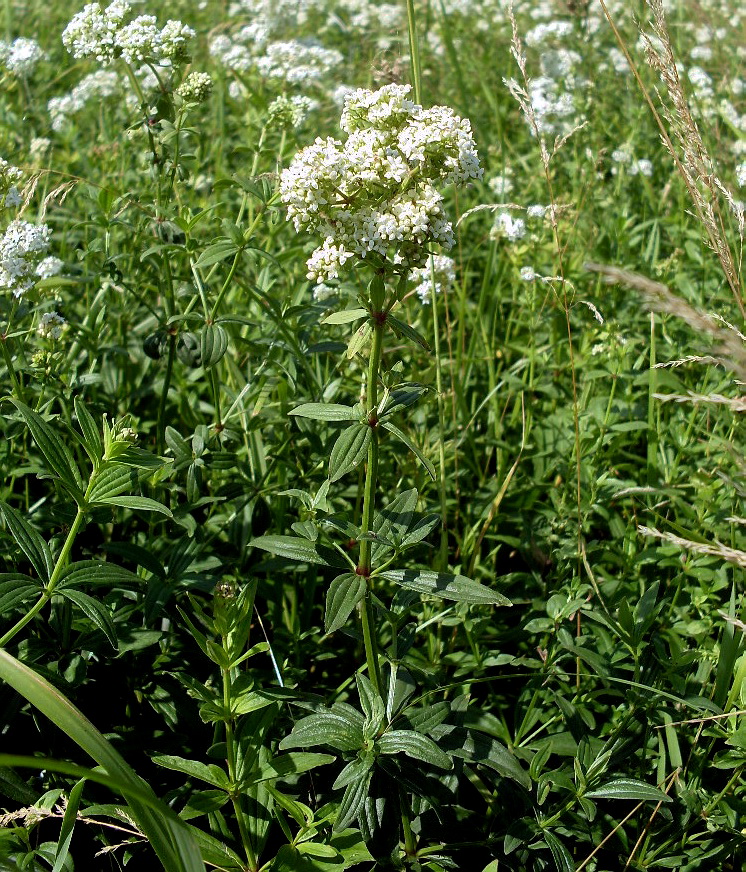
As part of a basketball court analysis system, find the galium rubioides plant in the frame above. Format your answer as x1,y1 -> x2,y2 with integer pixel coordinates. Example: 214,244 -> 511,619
250,83 -> 515,861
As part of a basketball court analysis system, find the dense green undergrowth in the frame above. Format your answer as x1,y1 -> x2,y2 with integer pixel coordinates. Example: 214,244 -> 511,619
0,0 -> 745,869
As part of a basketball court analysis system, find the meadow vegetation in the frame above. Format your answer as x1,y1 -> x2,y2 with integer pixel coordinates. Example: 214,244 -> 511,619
0,0 -> 745,869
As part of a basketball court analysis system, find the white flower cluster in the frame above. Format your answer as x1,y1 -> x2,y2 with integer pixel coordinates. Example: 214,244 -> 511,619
280,84 -> 482,282
737,162 -> 746,188
408,255 -> 456,304
176,72 -> 213,103
267,95 -> 316,129
0,159 -> 23,210
0,38 -> 46,75
488,171 -> 513,198
211,29 -> 341,86
0,220 -> 52,297
48,70 -> 121,131
37,312 -> 67,340
490,211 -> 526,243
255,40 -> 342,85
36,256 -> 64,279
62,2 -> 194,66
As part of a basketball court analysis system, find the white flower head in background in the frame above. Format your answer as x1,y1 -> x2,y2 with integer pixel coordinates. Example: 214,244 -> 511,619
0,158 -> 24,210
408,255 -> 456,304
37,312 -> 67,340
280,83 -> 482,282
0,38 -> 46,75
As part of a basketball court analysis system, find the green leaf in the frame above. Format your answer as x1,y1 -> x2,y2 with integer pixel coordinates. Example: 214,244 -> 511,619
584,778 -> 672,802
381,421 -> 436,481
279,712 -> 364,753
87,464 -> 138,503
400,514 -> 440,548
322,308 -> 368,325
371,488 -> 418,563
435,726 -> 531,790
333,754 -> 374,790
0,502 -> 54,583
325,573 -> 366,634
152,756 -> 231,790
250,535 -> 347,568
335,769 -> 373,832
347,321 -> 372,359
253,752 -> 335,784
377,730 -> 452,769
379,569 -> 511,606
543,831 -> 574,872
329,424 -> 371,482
0,576 -> 42,616
57,589 -> 117,648
97,495 -> 173,517
387,315 -> 431,352
6,400 -> 83,494
74,398 -> 103,462
290,403 -> 360,422
200,324 -> 228,368
194,240 -> 239,268
52,777 -> 86,872
0,652 -> 205,872
55,560 -> 139,589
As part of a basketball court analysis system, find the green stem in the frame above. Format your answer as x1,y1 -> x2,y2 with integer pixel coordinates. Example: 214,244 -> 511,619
429,259 -> 449,571
0,507 -> 85,648
222,661 -> 258,871
358,321 -> 385,695
157,334 -> 176,456
400,787 -> 417,858
406,0 -> 422,104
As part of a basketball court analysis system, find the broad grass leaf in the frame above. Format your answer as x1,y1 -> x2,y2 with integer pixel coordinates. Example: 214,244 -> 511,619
325,573 -> 366,633
379,569 -> 511,606
0,653 -> 205,871
52,777 -> 86,872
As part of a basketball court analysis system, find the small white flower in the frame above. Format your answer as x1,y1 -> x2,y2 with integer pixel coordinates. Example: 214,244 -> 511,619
37,311 -> 67,340
520,266 -> 536,281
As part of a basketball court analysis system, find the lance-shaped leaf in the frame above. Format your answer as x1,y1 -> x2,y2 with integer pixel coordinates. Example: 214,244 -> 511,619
279,711 -> 364,753
97,495 -> 173,517
0,575 -> 43,616
329,424 -> 371,482
322,308 -> 368,325
0,502 -> 54,583
87,464 -> 139,503
55,560 -> 139,589
381,421 -> 436,481
377,730 -> 452,770
6,400 -> 83,495
433,725 -> 530,790
290,403 -> 359,422
584,778 -> 672,802
250,535 -> 348,568
371,488 -> 419,563
73,397 -> 103,463
57,589 -> 117,649
379,569 -> 511,606
347,321 -> 372,359
387,315 -> 431,352
251,752 -> 334,784
335,769 -> 373,832
151,756 -> 231,790
325,573 -> 366,634
200,324 -> 228,368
